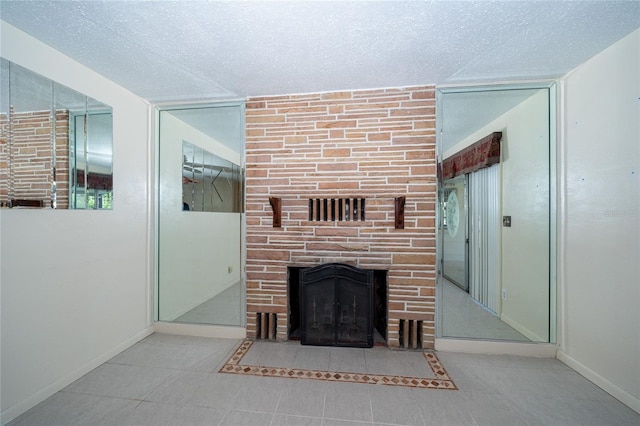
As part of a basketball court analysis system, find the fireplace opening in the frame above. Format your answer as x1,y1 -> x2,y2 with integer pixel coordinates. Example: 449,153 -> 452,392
288,264 -> 387,347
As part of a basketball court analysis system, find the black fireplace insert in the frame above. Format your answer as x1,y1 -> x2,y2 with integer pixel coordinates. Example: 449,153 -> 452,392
299,263 -> 374,348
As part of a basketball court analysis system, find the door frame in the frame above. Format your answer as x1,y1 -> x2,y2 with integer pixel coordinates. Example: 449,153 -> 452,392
153,101 -> 247,326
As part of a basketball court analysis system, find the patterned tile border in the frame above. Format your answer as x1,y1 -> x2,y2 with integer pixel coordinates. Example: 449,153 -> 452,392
219,340 -> 457,390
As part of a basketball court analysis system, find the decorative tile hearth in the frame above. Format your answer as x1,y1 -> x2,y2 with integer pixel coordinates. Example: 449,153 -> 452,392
219,340 -> 457,390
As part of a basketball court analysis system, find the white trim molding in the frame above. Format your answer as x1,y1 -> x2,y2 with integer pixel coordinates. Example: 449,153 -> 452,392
435,338 -> 557,358
153,322 -> 246,339
557,350 -> 640,415
1,326 -> 154,424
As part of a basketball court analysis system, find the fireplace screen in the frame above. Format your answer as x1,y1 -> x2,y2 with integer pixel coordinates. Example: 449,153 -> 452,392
300,263 -> 373,348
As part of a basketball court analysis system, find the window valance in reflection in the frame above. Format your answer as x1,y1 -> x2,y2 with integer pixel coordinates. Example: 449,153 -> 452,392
441,132 -> 502,180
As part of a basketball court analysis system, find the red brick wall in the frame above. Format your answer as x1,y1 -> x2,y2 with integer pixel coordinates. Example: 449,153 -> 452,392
0,109 -> 69,208
245,87 -> 437,348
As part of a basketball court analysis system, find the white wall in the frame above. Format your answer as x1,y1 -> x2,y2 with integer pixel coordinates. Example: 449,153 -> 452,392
496,90 -> 550,342
0,21 -> 152,424
558,28 -> 640,413
158,112 -> 241,321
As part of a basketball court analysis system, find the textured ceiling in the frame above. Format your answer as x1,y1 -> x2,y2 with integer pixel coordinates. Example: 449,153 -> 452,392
1,1 -> 639,104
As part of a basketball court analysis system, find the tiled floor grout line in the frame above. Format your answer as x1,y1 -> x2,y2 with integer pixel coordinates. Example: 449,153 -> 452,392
363,348 -> 368,375
269,386 -> 285,426
368,388 -> 375,425
324,392 -> 329,423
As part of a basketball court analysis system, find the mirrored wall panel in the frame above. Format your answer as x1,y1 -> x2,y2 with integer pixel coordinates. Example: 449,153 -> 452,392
437,85 -> 555,343
158,103 -> 245,326
0,59 -> 113,209
182,141 -> 242,213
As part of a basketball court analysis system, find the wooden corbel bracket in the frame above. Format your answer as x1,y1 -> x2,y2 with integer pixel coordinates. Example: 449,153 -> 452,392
269,197 -> 282,228
395,196 -> 406,229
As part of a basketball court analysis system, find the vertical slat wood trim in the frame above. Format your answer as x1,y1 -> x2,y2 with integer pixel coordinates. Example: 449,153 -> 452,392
353,198 -> 358,221
411,320 -> 418,349
269,313 -> 277,340
255,313 -> 261,338
402,320 -> 409,348
261,313 -> 268,339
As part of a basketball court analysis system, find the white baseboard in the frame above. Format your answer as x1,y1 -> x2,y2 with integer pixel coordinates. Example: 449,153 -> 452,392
1,326 -> 154,425
557,349 -> 640,414
153,321 -> 246,339
162,280 -> 239,322
500,313 -> 547,343
435,338 -> 557,357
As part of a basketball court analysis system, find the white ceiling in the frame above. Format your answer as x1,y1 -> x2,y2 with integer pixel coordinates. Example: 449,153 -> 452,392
1,1 -> 638,104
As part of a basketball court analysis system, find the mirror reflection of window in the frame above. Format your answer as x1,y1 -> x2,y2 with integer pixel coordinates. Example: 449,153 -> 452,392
0,58 -> 113,209
71,112 -> 113,209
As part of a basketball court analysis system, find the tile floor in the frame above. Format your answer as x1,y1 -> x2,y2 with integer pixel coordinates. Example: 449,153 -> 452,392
175,282 -> 243,325
440,279 -> 530,342
8,333 -> 640,426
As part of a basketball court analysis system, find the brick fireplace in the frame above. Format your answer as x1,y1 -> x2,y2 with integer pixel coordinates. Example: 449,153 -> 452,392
245,86 -> 437,348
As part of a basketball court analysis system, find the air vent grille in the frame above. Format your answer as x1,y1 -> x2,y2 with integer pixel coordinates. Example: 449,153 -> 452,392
308,198 -> 366,222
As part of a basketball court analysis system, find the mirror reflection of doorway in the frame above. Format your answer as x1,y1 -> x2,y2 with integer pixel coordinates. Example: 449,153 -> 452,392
441,175 -> 468,291
437,84 -> 555,343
